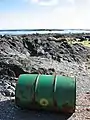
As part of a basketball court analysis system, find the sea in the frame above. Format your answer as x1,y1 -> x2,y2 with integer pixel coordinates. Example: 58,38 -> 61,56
0,29 -> 90,35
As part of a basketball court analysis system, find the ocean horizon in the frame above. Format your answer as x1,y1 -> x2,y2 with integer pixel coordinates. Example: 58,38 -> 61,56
0,29 -> 90,35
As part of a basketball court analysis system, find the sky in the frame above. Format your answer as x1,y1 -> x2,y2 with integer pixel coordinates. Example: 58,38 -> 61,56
0,0 -> 90,29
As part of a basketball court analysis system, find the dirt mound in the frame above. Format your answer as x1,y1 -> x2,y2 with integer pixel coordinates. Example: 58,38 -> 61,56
0,34 -> 89,63
0,33 -> 90,78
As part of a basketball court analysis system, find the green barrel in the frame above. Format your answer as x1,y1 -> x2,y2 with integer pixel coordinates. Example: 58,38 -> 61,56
15,74 -> 38,108
35,75 -> 55,110
15,74 -> 76,113
54,75 -> 76,113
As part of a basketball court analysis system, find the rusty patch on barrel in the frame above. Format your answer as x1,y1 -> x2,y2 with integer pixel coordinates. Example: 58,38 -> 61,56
62,103 -> 75,113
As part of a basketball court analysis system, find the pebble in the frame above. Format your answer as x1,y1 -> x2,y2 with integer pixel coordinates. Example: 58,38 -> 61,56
4,89 -> 15,97
11,83 -> 16,88
4,89 -> 11,96
86,91 -> 90,94
86,107 -> 90,111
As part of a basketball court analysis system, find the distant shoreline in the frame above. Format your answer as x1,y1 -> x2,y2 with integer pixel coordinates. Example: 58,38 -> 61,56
0,29 -> 90,31
0,29 -> 90,35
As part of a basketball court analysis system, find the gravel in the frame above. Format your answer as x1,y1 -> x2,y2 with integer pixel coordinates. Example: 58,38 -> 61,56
0,60 -> 90,120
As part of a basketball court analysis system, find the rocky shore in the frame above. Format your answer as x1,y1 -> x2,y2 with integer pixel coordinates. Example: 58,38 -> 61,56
0,33 -> 90,120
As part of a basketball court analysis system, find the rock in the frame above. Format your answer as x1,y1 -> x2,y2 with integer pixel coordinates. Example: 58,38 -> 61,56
86,107 -> 90,111
30,67 -> 38,74
0,34 -> 89,63
38,68 -> 47,74
11,83 -> 16,88
47,68 -> 56,75
8,85 -> 15,91
37,47 -> 45,55
4,89 -> 11,96
86,91 -> 90,94
4,89 -> 15,97
47,37 -> 57,41
10,91 -> 15,97
34,38 -> 41,44
53,33 -> 64,38
59,38 -> 67,42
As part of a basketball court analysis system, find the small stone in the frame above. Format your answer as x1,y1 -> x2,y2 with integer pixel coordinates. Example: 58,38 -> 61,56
4,89 -> 11,96
86,107 -> 90,111
11,83 -> 16,88
85,97 -> 87,99
4,88 -> 15,97
86,91 -> 90,94
72,114 -> 76,118
11,99 -> 15,102
11,92 -> 15,97
38,39 -> 41,44
7,85 -> 11,89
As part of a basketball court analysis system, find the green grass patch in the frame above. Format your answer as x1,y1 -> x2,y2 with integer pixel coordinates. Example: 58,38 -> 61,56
68,40 -> 90,47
